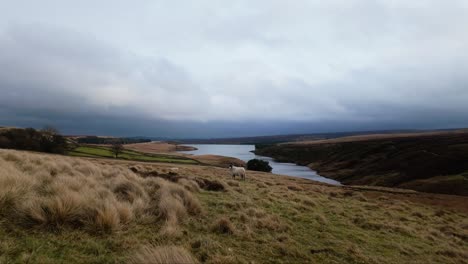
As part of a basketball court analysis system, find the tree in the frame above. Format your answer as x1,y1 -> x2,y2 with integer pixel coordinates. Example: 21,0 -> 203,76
246,159 -> 273,172
111,142 -> 124,158
0,135 -> 10,148
0,127 -> 67,154
41,125 -> 59,137
39,126 -> 67,154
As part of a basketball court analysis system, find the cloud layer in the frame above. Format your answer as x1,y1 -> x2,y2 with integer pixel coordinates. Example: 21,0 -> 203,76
1,0 -> 468,136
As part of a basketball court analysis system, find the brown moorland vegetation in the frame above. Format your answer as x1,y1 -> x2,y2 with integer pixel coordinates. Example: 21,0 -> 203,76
256,130 -> 468,196
288,129 -> 468,145
0,149 -> 467,263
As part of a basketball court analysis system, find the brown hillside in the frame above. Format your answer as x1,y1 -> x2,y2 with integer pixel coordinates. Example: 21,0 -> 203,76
256,130 -> 468,196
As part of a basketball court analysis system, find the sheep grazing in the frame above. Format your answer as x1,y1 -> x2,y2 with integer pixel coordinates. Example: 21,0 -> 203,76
229,164 -> 246,180
169,167 -> 179,175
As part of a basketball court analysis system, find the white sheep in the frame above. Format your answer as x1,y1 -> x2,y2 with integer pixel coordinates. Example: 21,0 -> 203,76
229,164 -> 246,180
168,167 -> 179,175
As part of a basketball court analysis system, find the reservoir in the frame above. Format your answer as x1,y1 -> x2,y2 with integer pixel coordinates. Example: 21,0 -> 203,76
179,144 -> 340,185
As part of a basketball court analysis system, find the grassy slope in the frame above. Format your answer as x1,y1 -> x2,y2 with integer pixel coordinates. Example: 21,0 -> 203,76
123,142 -> 246,168
256,132 -> 468,196
69,145 -> 198,164
1,149 -> 467,263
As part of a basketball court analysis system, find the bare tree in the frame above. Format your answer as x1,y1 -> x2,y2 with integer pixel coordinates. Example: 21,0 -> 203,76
111,142 -> 124,158
41,125 -> 59,135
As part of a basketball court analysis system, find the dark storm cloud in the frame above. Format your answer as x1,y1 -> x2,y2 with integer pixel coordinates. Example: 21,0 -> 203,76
0,24 -> 210,121
0,1 -> 468,137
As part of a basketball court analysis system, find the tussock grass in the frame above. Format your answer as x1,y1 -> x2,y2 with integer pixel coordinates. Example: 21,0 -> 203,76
156,180 -> 201,236
178,178 -> 201,192
226,180 -> 239,187
131,245 -> 197,264
212,217 -> 235,234
287,184 -> 303,191
0,150 -> 201,234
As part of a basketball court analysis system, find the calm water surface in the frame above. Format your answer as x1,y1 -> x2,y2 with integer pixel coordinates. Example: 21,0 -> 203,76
179,144 -> 340,185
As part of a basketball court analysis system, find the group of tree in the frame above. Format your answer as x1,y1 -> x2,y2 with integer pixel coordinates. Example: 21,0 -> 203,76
247,159 -> 273,172
0,126 -> 68,154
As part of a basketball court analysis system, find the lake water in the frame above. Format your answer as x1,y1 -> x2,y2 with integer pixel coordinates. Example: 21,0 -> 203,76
179,144 -> 341,185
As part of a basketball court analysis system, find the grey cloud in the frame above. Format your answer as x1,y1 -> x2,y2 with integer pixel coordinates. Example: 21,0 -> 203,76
0,1 -> 468,137
0,24 -> 210,121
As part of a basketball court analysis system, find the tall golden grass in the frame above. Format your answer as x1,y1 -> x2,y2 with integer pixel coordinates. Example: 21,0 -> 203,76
0,150 -> 201,234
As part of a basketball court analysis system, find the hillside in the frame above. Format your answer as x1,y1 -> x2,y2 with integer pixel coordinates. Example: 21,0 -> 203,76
255,130 -> 468,196
125,141 -> 245,168
0,149 -> 467,263
177,129 -> 428,145
69,144 -> 199,164
125,141 -> 197,154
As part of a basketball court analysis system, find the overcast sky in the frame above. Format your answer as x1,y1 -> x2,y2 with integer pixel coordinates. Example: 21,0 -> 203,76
1,0 -> 468,137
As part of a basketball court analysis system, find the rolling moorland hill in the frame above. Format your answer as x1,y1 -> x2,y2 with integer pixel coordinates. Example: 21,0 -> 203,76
177,130 -> 422,145
255,130 -> 468,196
0,149 -> 467,263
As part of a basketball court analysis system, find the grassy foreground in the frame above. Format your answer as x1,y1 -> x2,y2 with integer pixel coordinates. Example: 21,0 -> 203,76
69,145 -> 198,164
0,149 -> 467,263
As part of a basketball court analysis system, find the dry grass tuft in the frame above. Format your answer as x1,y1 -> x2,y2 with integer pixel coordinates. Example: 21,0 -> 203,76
195,178 -> 225,191
302,198 -> 317,207
411,211 -> 426,219
178,178 -> 201,193
208,255 -> 238,264
234,187 -> 244,193
156,181 -> 201,236
287,185 -> 303,191
0,149 -> 202,234
354,192 -> 368,202
226,180 -> 240,187
436,248 -> 468,259
131,245 -> 197,264
238,213 -> 249,223
255,215 -> 289,231
246,208 -> 267,218
315,214 -> 328,225
93,201 -> 121,233
212,217 -> 235,234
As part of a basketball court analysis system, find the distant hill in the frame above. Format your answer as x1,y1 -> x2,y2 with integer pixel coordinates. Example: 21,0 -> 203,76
72,136 -> 151,145
176,129 -> 454,145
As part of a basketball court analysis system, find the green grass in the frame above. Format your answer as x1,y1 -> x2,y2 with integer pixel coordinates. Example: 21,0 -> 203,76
0,221 -> 125,263
185,179 -> 468,264
1,150 -> 467,263
69,145 -> 198,164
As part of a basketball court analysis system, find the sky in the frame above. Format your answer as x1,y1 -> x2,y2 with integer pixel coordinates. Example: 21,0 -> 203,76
0,0 -> 468,138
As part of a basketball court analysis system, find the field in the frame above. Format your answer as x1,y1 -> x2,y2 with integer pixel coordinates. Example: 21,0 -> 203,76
0,149 -> 467,263
124,141 -> 197,154
125,142 -> 245,168
256,130 -> 468,196
69,145 -> 199,164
